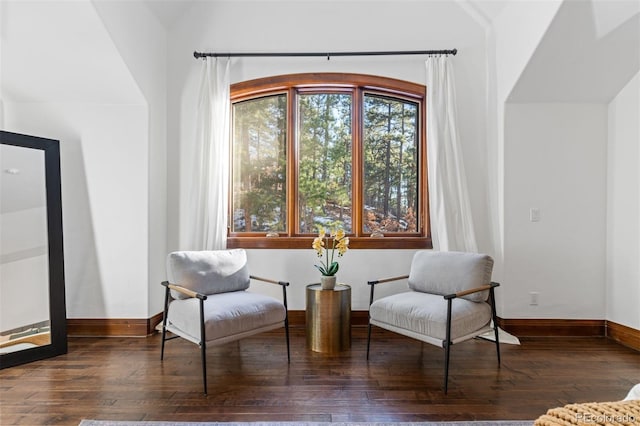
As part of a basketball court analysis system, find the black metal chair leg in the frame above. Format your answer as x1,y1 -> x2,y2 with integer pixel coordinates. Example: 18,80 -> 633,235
281,283 -> 291,363
160,286 -> 170,360
160,327 -> 167,360
444,340 -> 451,394
490,286 -> 501,366
493,325 -> 501,366
200,343 -> 207,395
198,298 -> 207,395
444,298 -> 453,394
366,323 -> 372,360
366,280 -> 377,361
285,317 -> 291,363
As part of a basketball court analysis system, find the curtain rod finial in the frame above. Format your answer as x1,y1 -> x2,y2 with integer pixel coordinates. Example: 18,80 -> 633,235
452,48 -> 458,56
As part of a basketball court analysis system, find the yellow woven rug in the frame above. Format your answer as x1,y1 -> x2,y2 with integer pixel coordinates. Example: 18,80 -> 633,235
534,399 -> 640,425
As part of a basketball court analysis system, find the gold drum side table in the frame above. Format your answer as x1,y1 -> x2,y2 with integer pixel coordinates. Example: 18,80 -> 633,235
305,283 -> 351,353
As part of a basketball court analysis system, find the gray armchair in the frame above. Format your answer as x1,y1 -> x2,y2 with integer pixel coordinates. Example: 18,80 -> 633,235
367,250 -> 500,393
160,249 -> 290,394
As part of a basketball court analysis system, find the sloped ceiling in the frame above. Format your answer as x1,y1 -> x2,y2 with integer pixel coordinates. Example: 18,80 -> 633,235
141,0 -> 507,31
145,0 -> 638,103
4,0 -> 635,105
1,0 -> 145,214
1,0 -> 144,104
471,0 -> 506,21
141,0 -> 196,29
456,0 -> 507,27
508,0 -> 640,102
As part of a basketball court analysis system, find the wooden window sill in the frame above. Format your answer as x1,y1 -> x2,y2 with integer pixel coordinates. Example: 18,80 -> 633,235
226,236 -> 432,250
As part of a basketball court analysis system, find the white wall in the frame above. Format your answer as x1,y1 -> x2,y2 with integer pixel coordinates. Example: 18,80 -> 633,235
3,0 -> 636,325
494,1 -> 639,325
488,0 -> 562,291
503,103 -> 607,319
0,207 -> 49,331
247,249 -> 415,310
606,72 -> 640,329
1,0 -> 163,320
92,0 -> 169,318
166,0 -> 493,310
0,256 -> 49,331
4,103 -> 149,318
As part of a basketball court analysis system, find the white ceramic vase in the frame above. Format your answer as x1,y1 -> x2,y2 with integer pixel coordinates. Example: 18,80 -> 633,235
320,275 -> 337,290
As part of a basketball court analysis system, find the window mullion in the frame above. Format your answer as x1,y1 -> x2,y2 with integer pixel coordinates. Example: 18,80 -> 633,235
419,99 -> 428,237
287,88 -> 297,237
352,88 -> 363,238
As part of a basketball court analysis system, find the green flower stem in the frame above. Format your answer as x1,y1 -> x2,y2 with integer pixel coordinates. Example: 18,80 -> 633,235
325,235 -> 330,274
329,236 -> 334,266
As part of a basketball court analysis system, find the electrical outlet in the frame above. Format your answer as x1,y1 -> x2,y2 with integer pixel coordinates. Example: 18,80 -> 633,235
529,291 -> 539,306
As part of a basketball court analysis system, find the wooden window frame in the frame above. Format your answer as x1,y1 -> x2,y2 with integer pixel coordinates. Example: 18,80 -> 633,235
228,73 -> 432,250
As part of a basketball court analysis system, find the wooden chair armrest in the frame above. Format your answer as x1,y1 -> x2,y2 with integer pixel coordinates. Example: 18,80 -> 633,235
444,282 -> 499,300
367,274 -> 410,307
250,275 -> 289,287
250,275 -> 290,310
368,274 -> 410,286
161,281 -> 207,300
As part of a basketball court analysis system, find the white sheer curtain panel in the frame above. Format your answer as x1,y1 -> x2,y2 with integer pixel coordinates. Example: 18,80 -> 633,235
425,56 -> 478,252
188,57 -> 230,250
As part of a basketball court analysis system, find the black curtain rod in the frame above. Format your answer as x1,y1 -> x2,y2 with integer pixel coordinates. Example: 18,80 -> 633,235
193,49 -> 457,59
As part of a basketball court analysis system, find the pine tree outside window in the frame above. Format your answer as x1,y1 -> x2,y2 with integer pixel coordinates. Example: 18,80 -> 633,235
229,73 -> 431,249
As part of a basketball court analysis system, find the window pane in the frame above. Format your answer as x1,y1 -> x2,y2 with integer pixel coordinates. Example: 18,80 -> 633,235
363,94 -> 419,233
298,93 -> 352,233
232,95 -> 287,233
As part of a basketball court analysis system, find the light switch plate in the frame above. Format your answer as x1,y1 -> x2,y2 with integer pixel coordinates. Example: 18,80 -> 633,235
530,208 -> 541,222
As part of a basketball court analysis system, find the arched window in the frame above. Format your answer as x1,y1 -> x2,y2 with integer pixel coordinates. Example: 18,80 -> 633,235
228,73 -> 431,249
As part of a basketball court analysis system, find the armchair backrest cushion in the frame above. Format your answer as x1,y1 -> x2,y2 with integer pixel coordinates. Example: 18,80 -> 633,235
408,251 -> 493,302
167,249 -> 250,299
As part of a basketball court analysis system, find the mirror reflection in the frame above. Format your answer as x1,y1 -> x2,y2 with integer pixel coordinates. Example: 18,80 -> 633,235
0,131 -> 66,368
0,143 -> 52,353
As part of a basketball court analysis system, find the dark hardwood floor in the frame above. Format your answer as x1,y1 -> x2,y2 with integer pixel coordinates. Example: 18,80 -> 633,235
1,326 -> 639,425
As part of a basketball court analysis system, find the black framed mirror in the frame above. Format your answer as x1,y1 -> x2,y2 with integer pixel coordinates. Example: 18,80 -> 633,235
0,130 -> 67,368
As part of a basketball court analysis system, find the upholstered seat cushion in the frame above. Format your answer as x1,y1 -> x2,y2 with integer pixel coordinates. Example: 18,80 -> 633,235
408,251 -> 494,302
167,249 -> 250,299
369,290 -> 492,342
167,291 -> 286,344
